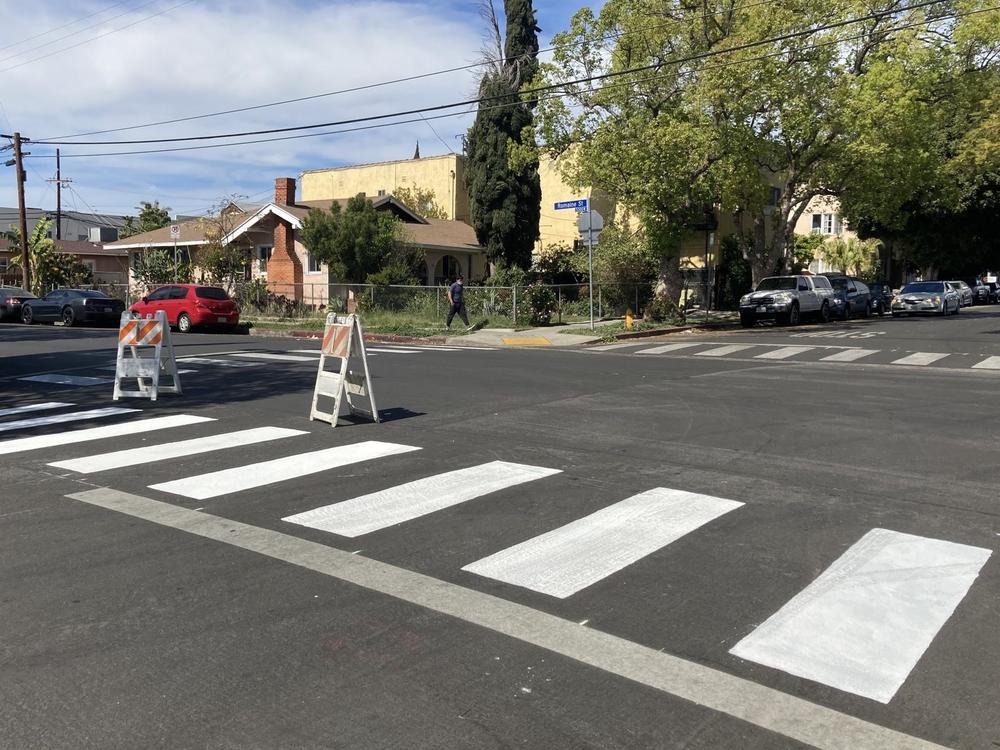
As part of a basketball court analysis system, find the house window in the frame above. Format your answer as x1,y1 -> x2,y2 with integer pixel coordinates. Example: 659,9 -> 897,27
307,252 -> 321,273
768,187 -> 781,206
0,257 -> 8,274
811,213 -> 840,235
377,189 -> 386,197
256,245 -> 272,272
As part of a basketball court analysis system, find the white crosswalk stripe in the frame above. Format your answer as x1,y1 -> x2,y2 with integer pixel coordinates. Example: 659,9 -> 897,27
283,461 -> 561,537
463,488 -> 743,598
636,342 -> 703,355
0,414 -> 215,454
19,374 -> 113,386
0,402 -> 73,418
730,528 -> 991,703
754,346 -> 815,360
695,344 -> 756,357
971,356 -> 1000,370
227,352 -> 319,363
819,348 -> 880,362
891,352 -> 950,366
0,407 -> 139,434
176,357 -> 263,367
48,426 -> 308,474
366,347 -> 421,354
149,440 -> 421,500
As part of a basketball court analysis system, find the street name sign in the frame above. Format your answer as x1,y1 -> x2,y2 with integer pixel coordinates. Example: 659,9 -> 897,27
554,199 -> 588,210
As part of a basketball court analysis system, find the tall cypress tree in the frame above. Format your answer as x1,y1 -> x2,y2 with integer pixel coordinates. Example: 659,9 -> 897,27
465,0 -> 541,271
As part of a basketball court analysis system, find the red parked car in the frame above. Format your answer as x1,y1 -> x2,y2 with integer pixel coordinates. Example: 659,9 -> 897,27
130,284 -> 240,332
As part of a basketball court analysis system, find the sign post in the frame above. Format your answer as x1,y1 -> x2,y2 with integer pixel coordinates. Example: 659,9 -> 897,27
555,198 -> 603,331
169,224 -> 180,282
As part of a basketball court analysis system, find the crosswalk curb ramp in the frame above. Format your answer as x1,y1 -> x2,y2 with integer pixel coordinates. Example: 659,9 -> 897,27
112,310 -> 182,402
310,313 -> 379,426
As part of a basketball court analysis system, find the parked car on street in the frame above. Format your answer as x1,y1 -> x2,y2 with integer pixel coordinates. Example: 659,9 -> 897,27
20,288 -> 126,326
984,281 -> 1000,303
739,275 -> 834,327
963,279 -> 989,305
0,286 -> 36,321
822,274 -> 872,319
129,284 -> 240,332
891,281 -> 961,316
948,281 -> 974,307
867,281 -> 894,315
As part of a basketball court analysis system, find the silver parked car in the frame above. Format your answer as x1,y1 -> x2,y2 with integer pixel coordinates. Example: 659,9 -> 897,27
948,280 -> 974,307
891,281 -> 961,317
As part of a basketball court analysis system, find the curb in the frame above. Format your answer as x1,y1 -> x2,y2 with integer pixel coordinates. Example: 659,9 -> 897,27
584,321 -> 740,344
249,327 -> 449,345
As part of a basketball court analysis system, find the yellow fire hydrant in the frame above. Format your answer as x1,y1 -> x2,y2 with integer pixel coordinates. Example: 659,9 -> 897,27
625,307 -> 634,330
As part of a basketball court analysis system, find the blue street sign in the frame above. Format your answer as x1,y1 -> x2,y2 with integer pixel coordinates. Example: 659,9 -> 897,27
554,198 -> 589,210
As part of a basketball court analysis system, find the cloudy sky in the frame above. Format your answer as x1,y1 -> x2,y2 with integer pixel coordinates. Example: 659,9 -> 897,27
0,0 -> 585,221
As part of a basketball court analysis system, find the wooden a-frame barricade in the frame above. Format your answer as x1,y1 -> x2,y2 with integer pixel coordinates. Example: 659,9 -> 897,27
309,313 -> 379,426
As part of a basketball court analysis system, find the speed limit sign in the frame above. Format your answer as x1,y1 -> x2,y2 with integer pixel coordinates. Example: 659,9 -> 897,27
169,225 -> 180,239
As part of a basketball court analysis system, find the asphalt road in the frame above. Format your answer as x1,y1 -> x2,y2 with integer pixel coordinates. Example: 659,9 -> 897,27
1,309 -> 999,750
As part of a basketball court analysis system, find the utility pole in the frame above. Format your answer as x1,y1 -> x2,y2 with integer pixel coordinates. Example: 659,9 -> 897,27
6,132 -> 32,291
46,149 -> 71,241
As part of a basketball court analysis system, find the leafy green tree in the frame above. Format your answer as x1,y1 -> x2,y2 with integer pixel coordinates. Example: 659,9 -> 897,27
465,0 -> 542,270
822,236 -> 882,277
392,186 -> 449,219
7,218 -> 93,294
299,194 -> 417,283
133,248 -> 191,288
120,201 -> 171,239
792,234 -> 825,273
195,205 -> 251,289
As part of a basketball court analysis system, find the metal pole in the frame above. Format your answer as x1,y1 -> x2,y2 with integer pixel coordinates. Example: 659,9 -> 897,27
12,132 -> 31,292
173,239 -> 178,283
588,209 -> 594,331
55,149 -> 62,240
512,285 -> 517,325
704,229 -> 710,324
557,286 -> 562,324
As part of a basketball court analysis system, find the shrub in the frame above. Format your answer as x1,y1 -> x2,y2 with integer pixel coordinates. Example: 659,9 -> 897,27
644,294 -> 685,324
523,283 -> 558,325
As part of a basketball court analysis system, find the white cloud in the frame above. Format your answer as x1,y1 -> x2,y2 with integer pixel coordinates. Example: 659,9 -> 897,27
0,0 -> 485,215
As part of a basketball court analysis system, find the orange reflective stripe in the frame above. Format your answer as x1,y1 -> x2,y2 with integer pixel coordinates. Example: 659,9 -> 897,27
119,318 -> 162,346
118,320 -> 137,343
322,324 -> 351,357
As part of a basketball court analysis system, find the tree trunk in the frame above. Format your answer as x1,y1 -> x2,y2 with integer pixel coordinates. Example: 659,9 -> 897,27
654,254 -> 682,303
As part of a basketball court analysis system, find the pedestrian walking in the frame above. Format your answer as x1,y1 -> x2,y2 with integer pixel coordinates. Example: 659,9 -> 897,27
446,274 -> 470,329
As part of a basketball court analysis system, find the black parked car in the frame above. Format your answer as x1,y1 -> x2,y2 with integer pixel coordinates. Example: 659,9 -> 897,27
0,285 -> 36,320
866,281 -> 894,315
20,288 -> 126,326
821,274 -> 872,319
963,279 -> 989,305
985,281 -> 1000,303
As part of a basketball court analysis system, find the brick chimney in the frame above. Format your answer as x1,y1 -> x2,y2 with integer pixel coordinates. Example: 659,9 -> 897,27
274,177 -> 296,206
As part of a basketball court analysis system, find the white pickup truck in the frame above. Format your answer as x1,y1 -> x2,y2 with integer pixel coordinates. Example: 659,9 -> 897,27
739,275 -> 834,327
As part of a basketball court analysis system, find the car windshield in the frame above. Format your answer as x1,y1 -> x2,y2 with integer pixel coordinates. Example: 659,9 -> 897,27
195,287 -> 230,300
829,278 -> 848,290
2,287 -> 33,297
901,282 -> 944,293
755,277 -> 796,291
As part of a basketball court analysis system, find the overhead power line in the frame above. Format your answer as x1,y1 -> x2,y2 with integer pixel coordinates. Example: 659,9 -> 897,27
0,0 -> 195,75
31,0 -> 955,148
36,0 -> 789,141
0,0 -> 132,53
23,1 -> 988,160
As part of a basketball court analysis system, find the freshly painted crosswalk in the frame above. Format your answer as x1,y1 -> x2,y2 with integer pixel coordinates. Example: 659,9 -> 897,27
0,413 -> 215,454
891,352 -> 950,366
819,348 -> 879,362
283,461 -> 562,537
754,346 -> 815,360
48,426 -> 307,473
695,344 -> 756,357
19,374 -> 113,386
149,440 -> 421,500
636,342 -> 703,355
175,357 -> 263,367
2,399 -> 994,708
730,528 -> 991,703
971,356 -> 1000,370
228,352 -> 319,363
462,488 -> 744,598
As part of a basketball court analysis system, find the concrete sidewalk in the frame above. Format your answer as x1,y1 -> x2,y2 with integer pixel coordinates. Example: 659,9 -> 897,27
445,323 -> 608,347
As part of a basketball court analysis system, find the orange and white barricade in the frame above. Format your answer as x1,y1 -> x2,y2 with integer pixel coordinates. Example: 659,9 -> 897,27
309,313 -> 378,426
112,310 -> 181,401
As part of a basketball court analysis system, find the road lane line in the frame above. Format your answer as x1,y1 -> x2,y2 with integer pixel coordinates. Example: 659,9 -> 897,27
0,414 -> 214,454
227,352 -> 319,363
636,343 -> 703,355
0,407 -> 139,434
462,488 -> 743,598
283,461 -> 561,537
49,426 -> 308,474
820,349 -> 880,362
694,344 -> 756,357
971,356 -> 1000,370
0,402 -> 73,418
588,343 -> 644,351
176,357 -> 263,367
754,346 -> 816,360
19,374 -> 113,386
365,347 -> 422,354
891,352 -> 950,366
67,487 -> 951,750
730,528 -> 990,703
149,440 -> 421,500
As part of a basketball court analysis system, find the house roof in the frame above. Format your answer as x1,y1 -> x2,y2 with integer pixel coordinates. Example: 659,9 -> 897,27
0,238 -> 127,256
104,213 -> 249,249
402,219 -> 479,252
